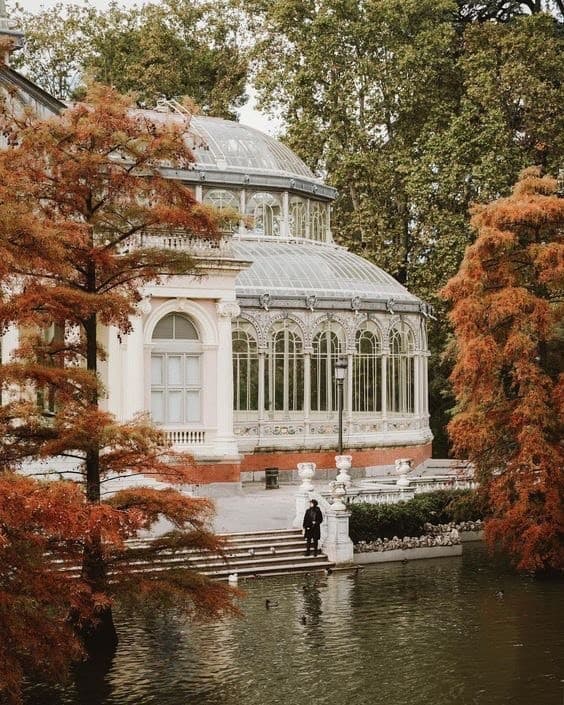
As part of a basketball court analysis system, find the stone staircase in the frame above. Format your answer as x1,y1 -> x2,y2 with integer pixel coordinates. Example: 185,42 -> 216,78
201,529 -> 334,579
56,529 -> 334,581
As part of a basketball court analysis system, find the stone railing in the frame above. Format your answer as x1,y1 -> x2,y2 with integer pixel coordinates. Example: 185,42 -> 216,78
335,475 -> 478,506
161,428 -> 206,446
128,231 -> 233,257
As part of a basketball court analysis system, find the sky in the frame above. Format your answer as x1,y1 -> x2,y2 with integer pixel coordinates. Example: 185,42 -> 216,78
11,0 -> 280,135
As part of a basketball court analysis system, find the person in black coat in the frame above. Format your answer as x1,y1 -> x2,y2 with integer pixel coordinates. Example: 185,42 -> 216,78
302,499 -> 323,557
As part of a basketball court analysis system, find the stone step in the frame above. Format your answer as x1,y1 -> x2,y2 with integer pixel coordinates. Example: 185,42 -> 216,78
204,560 -> 333,580
192,553 -> 328,572
59,548 -> 332,579
117,548 -> 326,570
54,529 -> 331,581
123,539 -> 307,560
126,530 -> 303,551
220,528 -> 300,538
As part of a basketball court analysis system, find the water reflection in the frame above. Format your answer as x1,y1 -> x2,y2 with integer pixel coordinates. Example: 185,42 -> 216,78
25,545 -> 564,705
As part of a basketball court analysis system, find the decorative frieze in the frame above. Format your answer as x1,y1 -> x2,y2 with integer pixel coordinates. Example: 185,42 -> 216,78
216,301 -> 241,319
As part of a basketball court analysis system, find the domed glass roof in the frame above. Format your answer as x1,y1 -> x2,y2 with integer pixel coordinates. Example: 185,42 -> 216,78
233,240 -> 419,303
189,116 -> 315,179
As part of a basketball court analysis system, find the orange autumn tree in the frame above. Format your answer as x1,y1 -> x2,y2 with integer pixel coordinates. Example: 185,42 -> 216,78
0,475 -> 87,705
442,167 -> 563,573
0,82 -> 239,670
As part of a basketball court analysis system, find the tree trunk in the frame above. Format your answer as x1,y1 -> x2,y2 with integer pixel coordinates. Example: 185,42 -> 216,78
80,311 -> 118,652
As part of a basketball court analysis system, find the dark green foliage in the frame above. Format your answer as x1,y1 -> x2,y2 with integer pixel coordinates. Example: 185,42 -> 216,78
349,489 -> 485,543
12,1 -> 248,118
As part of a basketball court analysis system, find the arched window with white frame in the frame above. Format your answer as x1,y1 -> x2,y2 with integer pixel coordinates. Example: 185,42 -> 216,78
387,326 -> 415,414
150,313 -> 202,425
311,322 -> 345,412
266,322 -> 304,413
232,319 -> 259,412
353,323 -> 382,412
310,202 -> 327,241
246,192 -> 281,237
203,189 -> 239,231
289,198 -> 307,239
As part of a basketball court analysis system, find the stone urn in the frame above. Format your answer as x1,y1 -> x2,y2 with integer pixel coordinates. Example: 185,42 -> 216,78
297,462 -> 316,492
395,458 -> 413,488
328,480 -> 348,511
335,454 -> 353,488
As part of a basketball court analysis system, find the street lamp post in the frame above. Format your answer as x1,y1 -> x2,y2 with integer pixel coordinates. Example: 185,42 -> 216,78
334,356 -> 348,455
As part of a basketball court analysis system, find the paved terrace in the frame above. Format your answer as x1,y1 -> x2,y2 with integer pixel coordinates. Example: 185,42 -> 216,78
195,461 -> 459,534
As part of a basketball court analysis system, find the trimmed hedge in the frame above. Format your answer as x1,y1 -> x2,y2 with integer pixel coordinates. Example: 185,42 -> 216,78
349,489 -> 485,544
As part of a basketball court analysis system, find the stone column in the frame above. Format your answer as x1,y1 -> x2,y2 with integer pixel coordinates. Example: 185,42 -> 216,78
424,353 -> 430,415
281,190 -> 290,238
258,349 -> 266,422
1,325 -> 18,364
239,189 -> 246,235
119,313 -> 146,420
1,325 -> 19,404
215,301 -> 241,456
346,351 -> 354,421
322,507 -> 354,565
303,350 -> 311,422
414,353 -> 421,418
381,350 -> 388,419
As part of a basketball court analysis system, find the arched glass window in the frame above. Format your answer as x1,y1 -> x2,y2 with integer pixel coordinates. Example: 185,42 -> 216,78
311,322 -> 344,412
289,198 -> 307,239
310,202 -> 327,242
246,192 -> 281,237
232,320 -> 258,412
203,189 -> 239,232
353,324 -> 382,412
387,327 -> 415,414
151,313 -> 201,425
266,322 -> 304,413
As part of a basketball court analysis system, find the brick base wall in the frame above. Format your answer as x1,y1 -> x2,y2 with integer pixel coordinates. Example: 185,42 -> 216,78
192,442 -> 432,483
187,463 -> 241,484
240,443 -> 432,473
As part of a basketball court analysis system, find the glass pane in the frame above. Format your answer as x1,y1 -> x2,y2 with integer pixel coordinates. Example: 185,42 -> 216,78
151,355 -> 163,385
186,356 -> 200,386
174,315 -> 198,340
167,356 -> 183,386
168,391 -> 183,423
151,391 -> 164,423
153,315 -> 174,339
186,391 -> 200,422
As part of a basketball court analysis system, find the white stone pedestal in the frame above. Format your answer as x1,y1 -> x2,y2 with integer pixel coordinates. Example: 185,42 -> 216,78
322,508 -> 354,566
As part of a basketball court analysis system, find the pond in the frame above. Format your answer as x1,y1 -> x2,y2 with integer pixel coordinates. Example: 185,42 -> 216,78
27,544 -> 563,705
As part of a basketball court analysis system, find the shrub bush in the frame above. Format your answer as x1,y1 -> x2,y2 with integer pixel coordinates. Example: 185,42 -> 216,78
349,489 -> 485,544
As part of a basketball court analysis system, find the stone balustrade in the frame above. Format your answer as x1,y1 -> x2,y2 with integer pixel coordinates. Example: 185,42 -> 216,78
161,428 -> 206,446
128,231 -> 233,257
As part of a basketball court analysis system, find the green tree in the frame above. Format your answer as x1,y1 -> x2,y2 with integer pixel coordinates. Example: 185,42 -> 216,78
241,0 -> 563,454
11,0 -> 247,117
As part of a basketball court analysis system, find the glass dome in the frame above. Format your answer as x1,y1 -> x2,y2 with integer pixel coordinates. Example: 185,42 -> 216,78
233,240 -> 420,303
189,116 -> 314,179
